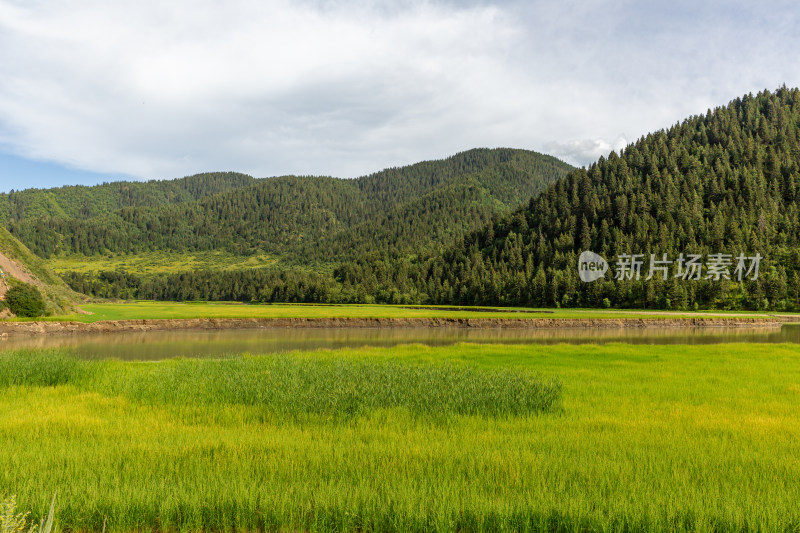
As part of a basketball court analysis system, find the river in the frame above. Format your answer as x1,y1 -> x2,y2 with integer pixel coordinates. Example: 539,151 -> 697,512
1,324 -> 798,360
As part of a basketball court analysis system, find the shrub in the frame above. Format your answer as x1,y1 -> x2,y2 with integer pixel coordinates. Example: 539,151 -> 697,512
0,494 -> 55,533
5,283 -> 45,318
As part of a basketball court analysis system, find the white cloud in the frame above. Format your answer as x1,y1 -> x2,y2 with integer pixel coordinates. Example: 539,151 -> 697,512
0,0 -> 799,180
544,136 -> 629,167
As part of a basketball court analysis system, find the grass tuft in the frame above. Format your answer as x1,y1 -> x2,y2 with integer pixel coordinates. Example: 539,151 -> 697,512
0,351 -> 82,388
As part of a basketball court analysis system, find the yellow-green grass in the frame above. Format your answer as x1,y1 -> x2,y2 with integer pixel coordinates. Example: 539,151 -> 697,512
15,301 -> 783,323
2,343 -> 799,532
46,250 -> 278,275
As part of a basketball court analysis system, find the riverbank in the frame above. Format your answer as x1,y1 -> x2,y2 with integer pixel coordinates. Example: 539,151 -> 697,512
0,316 -> 783,336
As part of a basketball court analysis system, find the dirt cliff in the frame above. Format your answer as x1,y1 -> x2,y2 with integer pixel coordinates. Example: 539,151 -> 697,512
0,251 -> 33,303
0,226 -> 84,314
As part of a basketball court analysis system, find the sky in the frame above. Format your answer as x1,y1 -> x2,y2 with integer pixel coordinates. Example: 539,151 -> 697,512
0,0 -> 799,193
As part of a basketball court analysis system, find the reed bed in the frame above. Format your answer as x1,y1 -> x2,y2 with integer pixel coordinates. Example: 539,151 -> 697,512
0,350 -> 561,419
102,356 -> 561,418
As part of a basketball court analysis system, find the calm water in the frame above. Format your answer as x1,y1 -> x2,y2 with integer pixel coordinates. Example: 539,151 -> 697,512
1,325 -> 799,360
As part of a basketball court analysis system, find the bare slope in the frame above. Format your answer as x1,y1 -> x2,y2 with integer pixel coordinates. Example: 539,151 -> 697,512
0,225 -> 83,315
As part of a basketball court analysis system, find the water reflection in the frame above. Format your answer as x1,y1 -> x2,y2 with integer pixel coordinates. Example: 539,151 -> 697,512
1,325 -> 798,360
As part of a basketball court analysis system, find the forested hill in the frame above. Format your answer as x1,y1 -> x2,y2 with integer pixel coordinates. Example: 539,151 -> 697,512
0,172 -> 257,223
7,148 -> 572,262
361,86 -> 799,309
56,88 -> 800,309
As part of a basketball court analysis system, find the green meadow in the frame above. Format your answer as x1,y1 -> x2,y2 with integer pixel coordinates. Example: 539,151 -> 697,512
46,251 -> 279,275
20,300 -> 782,323
2,342 -> 799,532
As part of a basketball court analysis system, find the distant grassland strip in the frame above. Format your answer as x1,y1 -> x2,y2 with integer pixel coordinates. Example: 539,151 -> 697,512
6,301 -> 787,323
47,250 -> 278,275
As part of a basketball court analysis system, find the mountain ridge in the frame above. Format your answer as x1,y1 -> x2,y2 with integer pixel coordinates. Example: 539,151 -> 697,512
6,148 -> 573,263
13,87 -> 800,311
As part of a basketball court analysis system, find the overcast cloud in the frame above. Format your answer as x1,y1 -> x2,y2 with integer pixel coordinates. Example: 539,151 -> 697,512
0,0 -> 798,188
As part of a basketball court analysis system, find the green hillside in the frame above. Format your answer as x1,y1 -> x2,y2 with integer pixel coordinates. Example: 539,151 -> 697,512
8,148 -> 571,263
47,89 -> 800,308
0,172 -> 257,223
351,87 -> 800,310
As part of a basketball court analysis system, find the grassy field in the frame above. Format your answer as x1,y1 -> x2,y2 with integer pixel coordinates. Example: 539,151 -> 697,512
47,251 -> 279,275
1,342 -> 799,532
17,300 -> 784,323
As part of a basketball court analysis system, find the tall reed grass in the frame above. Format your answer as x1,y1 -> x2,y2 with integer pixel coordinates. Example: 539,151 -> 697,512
0,350 -> 561,418
0,351 -> 81,388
